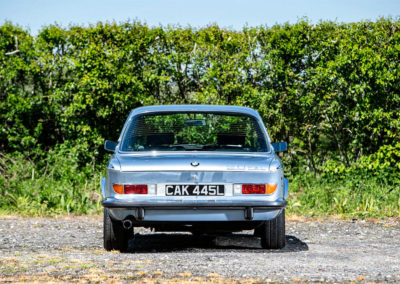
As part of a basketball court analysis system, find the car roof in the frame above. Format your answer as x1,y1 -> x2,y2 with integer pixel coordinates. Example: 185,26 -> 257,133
129,105 -> 260,118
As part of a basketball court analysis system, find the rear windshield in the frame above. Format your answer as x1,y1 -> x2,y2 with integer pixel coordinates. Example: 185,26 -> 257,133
121,112 -> 268,152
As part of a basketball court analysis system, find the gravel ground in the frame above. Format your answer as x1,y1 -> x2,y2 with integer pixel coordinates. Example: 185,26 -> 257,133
0,215 -> 399,283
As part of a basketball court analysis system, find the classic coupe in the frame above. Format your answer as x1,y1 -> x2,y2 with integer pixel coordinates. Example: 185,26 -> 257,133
101,105 -> 288,251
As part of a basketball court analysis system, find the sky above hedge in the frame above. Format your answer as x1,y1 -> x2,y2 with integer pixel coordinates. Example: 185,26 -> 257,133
0,0 -> 399,34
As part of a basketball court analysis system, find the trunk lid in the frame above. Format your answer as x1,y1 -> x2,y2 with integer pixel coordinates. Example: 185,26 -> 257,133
117,153 -> 273,172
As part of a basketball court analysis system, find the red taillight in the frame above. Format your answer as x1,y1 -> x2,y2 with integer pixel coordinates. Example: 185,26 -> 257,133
242,184 -> 266,194
124,184 -> 148,194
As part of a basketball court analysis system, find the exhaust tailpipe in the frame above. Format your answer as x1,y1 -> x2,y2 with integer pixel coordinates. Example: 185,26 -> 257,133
122,219 -> 133,230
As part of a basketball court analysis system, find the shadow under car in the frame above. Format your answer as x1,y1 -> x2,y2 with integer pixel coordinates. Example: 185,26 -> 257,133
124,233 -> 308,253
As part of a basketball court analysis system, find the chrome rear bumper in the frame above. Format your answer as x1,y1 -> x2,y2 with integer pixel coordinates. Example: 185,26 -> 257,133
103,198 -> 286,222
102,198 -> 287,208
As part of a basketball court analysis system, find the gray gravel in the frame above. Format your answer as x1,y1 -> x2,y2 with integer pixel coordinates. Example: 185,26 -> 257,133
0,215 -> 399,282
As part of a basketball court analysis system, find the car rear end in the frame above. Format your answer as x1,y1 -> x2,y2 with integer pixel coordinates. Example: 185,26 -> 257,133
101,105 -> 288,251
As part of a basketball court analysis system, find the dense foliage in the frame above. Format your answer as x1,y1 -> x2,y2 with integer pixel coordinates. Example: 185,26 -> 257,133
0,19 -> 399,217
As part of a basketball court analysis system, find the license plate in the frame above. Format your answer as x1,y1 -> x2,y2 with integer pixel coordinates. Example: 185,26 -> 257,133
165,185 -> 225,196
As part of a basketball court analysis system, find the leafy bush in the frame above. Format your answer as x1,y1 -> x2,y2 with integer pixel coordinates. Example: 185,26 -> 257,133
324,143 -> 400,185
0,19 -> 399,217
0,151 -> 103,216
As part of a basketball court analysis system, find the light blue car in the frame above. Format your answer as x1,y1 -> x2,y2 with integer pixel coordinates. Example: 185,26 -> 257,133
102,105 -> 288,251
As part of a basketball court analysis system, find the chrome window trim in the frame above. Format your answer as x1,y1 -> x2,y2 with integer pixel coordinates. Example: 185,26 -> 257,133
116,105 -> 273,155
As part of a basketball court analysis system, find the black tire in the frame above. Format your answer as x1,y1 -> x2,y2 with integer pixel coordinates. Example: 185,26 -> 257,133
104,208 -> 114,251
259,209 -> 285,249
103,208 -> 131,252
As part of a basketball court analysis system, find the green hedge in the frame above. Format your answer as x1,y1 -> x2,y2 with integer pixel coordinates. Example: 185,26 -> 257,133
0,19 -> 399,216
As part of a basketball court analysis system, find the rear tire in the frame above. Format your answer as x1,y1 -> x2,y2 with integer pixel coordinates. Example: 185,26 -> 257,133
103,208 -> 131,252
259,209 -> 285,249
